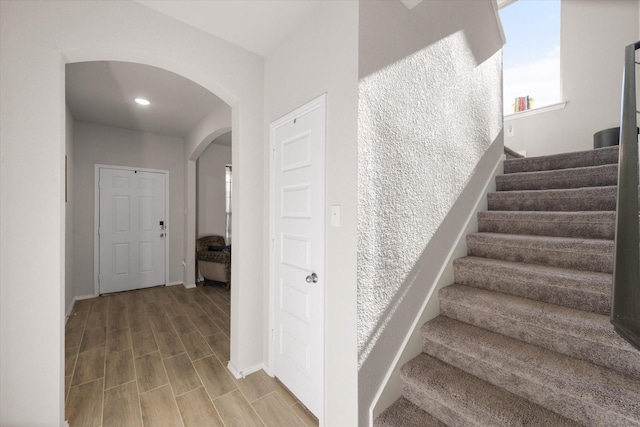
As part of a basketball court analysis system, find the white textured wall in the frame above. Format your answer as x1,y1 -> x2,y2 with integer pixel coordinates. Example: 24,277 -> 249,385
504,0 -> 639,156
72,121 -> 186,295
358,31 -> 502,361
198,141 -> 231,240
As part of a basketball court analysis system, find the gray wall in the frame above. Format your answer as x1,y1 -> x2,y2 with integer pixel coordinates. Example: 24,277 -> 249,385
504,0 -> 639,156
65,106 -> 75,313
72,121 -> 186,297
197,140 -> 231,240
357,0 -> 504,425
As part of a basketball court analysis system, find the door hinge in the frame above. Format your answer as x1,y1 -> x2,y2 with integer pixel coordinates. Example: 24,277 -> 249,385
271,328 -> 275,343
272,148 -> 276,163
271,238 -> 275,251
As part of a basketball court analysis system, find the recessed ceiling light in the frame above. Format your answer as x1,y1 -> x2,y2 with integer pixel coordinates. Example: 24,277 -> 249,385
135,98 -> 150,106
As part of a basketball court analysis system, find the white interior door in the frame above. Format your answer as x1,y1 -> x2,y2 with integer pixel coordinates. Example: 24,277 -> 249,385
271,95 -> 326,418
98,166 -> 167,294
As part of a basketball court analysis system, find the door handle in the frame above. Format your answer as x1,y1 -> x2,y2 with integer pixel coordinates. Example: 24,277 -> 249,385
305,272 -> 318,284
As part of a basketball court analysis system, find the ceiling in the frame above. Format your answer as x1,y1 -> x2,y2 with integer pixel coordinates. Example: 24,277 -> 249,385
135,0 -> 323,57
67,2 -> 323,140
66,61 -> 227,138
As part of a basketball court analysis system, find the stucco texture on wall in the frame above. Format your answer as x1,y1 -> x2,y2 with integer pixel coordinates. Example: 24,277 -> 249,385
357,31 -> 502,365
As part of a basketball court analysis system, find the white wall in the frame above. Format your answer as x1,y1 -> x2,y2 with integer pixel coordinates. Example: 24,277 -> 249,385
65,106 -> 75,314
0,1 -> 264,424
198,140 -> 232,240
357,1 -> 504,425
264,2 -> 359,425
505,0 -> 639,156
72,121 -> 186,297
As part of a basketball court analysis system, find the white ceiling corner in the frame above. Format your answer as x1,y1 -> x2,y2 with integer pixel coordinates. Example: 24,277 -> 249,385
134,0 -> 323,57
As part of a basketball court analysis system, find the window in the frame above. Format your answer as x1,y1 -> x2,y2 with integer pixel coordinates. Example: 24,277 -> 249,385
500,0 -> 561,114
225,164 -> 232,245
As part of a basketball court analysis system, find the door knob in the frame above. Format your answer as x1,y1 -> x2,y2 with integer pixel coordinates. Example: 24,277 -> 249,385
305,272 -> 318,284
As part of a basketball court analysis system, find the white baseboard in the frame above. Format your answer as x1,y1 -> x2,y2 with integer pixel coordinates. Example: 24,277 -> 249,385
65,294 -> 97,323
183,282 -> 197,289
227,361 -> 267,379
167,281 -> 183,287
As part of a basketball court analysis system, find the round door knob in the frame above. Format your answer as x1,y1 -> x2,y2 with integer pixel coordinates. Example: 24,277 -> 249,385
306,272 -> 318,284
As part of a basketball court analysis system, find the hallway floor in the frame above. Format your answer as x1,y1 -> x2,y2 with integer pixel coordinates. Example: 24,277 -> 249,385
65,282 -> 317,427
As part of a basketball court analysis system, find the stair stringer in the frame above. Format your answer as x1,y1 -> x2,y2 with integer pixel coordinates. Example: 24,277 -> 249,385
364,139 -> 504,426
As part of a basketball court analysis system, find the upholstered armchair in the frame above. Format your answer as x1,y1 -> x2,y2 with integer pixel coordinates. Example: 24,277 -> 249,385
196,235 -> 231,289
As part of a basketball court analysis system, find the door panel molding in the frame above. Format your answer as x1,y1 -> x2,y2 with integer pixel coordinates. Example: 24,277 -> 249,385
94,164 -> 169,296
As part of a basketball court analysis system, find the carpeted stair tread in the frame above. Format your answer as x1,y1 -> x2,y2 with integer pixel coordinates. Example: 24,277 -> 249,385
453,256 -> 611,314
422,317 -> 640,426
374,397 -> 447,427
488,186 -> 617,211
478,210 -> 615,239
504,145 -> 619,174
466,232 -> 614,273
439,284 -> 640,379
401,354 -> 579,427
496,163 -> 618,191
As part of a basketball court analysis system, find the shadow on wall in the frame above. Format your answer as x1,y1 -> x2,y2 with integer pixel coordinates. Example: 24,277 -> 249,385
357,31 -> 502,368
356,1 -> 505,425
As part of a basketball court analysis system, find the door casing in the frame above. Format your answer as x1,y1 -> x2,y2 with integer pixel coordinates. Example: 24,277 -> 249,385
269,94 -> 327,422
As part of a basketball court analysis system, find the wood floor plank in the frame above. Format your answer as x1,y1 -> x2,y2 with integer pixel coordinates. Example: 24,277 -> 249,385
107,328 -> 131,353
252,392 -> 304,427
156,330 -> 186,359
191,314 -> 222,337
131,328 -> 157,357
214,389 -> 263,427
213,316 -> 230,337
66,330 -> 83,348
205,332 -> 230,363
103,381 -> 142,427
65,345 -> 79,376
79,327 -> 106,352
291,402 -> 318,427
192,356 -> 237,399
85,310 -> 108,329
128,310 -> 150,332
65,378 -> 104,427
148,310 -> 174,334
163,353 -> 202,396
135,351 -> 169,393
171,314 -> 197,335
72,347 -> 105,386
108,308 -> 129,331
139,384 -> 184,427
176,387 -> 224,427
180,331 -> 213,361
105,348 -> 135,390
163,302 -> 185,318
235,370 -> 275,403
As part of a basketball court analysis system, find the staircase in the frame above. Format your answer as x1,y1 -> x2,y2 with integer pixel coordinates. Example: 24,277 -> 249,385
375,145 -> 640,426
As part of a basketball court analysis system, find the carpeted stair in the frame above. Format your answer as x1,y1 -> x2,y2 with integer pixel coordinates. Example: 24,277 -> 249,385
375,145 -> 640,426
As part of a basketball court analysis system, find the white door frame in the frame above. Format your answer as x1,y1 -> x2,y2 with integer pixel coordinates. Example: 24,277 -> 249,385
268,94 -> 326,422
94,164 -> 170,296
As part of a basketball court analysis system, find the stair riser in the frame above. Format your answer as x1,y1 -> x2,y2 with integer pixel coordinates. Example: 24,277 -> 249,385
488,193 -> 616,211
478,213 -> 615,240
439,289 -> 640,379
422,319 -> 640,426
467,236 -> 614,273
496,165 -> 618,191
453,259 -> 611,315
504,146 -> 619,174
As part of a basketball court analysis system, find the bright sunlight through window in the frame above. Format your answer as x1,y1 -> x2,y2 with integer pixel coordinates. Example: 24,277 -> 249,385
500,0 -> 561,114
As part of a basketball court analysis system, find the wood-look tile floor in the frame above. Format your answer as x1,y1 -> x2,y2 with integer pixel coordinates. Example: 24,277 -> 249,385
65,283 -> 318,427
